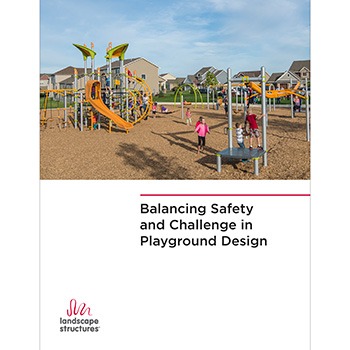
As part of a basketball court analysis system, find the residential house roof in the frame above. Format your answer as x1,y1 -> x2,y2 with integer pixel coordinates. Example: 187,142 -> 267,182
233,71 -> 261,78
54,66 -> 91,75
214,69 -> 225,77
168,77 -> 186,85
186,75 -> 196,82
194,67 -> 214,78
289,60 -> 310,72
100,57 -> 159,70
267,73 -> 284,83
59,76 -> 75,84
267,71 -> 300,84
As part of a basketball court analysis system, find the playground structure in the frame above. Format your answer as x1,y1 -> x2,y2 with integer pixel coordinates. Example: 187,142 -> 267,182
206,84 -> 246,113
216,66 -> 310,176
173,83 -> 204,120
174,84 -> 204,108
40,42 -> 153,133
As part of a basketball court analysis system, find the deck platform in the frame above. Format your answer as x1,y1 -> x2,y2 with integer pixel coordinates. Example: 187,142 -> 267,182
216,147 -> 265,175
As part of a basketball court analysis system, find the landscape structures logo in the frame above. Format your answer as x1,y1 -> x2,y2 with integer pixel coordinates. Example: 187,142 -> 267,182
59,299 -> 100,332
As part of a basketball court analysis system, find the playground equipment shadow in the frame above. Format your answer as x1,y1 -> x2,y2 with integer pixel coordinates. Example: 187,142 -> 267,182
40,105 -> 310,180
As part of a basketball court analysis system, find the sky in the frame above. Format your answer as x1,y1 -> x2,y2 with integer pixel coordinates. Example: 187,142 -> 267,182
40,0 -> 310,77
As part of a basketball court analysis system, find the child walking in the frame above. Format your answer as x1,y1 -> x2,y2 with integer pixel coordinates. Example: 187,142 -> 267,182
185,108 -> 192,126
245,109 -> 265,150
194,117 -> 210,154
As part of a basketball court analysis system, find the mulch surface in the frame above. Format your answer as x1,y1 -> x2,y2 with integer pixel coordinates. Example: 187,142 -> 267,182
40,105 -> 310,180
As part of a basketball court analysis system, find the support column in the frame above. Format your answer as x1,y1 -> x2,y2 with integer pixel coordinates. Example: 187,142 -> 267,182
207,87 -> 209,109
290,78 -> 294,118
64,91 -> 67,127
227,68 -> 233,149
306,78 -> 310,142
261,66 -> 267,166
253,158 -> 259,175
80,92 -> 83,132
74,69 -> 78,129
181,94 -> 184,119
217,155 -> 222,173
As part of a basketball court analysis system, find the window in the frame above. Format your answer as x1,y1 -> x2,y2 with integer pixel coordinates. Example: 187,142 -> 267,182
141,74 -> 146,80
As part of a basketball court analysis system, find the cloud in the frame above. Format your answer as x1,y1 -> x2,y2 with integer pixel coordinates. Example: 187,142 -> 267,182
40,0 -> 310,76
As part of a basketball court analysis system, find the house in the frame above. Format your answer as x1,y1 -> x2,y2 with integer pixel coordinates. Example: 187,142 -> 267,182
159,75 -> 167,92
40,74 -> 50,89
289,60 -> 310,80
194,66 -> 217,88
267,71 -> 301,89
183,75 -> 198,91
233,70 -> 271,81
166,77 -> 186,91
159,73 -> 177,92
214,69 -> 227,86
49,66 -> 91,91
100,57 -> 160,95
192,67 -> 228,88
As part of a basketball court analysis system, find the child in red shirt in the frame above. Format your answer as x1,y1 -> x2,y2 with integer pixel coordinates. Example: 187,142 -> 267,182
245,109 -> 265,150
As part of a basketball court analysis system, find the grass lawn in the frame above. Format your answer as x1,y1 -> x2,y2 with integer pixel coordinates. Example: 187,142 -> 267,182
40,91 -> 307,110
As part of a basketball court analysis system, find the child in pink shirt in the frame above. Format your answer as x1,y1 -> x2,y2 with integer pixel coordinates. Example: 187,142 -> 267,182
152,103 -> 157,118
185,108 -> 192,126
194,118 -> 210,154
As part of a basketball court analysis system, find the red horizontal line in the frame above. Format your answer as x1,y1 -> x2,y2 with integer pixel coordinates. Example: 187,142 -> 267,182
140,194 -> 310,197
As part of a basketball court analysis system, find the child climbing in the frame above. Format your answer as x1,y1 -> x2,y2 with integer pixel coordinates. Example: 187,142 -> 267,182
245,109 -> 265,150
194,117 -> 210,154
236,122 -> 249,163
185,108 -> 192,126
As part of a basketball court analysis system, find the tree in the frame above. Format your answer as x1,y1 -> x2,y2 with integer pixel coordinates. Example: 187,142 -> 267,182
204,72 -> 218,88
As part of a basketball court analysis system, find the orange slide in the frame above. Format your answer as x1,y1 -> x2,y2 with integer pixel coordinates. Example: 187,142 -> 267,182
247,81 -> 305,99
85,80 -> 134,131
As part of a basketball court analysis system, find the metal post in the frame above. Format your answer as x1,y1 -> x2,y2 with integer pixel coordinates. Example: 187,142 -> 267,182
244,90 -> 247,119
306,78 -> 310,142
261,66 -> 267,166
84,58 -> 87,87
273,84 -> 276,111
269,85 -> 271,112
236,87 -> 238,112
254,158 -> 259,175
126,72 -> 129,121
74,69 -> 78,129
109,58 -> 113,112
207,87 -> 209,109
217,155 -> 222,173
97,67 -> 100,82
64,91 -> 67,127
227,68 -> 233,149
91,58 -> 94,80
80,92 -> 83,132
290,78 -> 294,118
181,94 -> 184,119
212,89 -> 215,109
120,59 -> 125,119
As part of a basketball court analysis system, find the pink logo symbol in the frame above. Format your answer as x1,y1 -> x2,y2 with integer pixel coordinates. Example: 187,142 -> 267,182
67,299 -> 92,317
